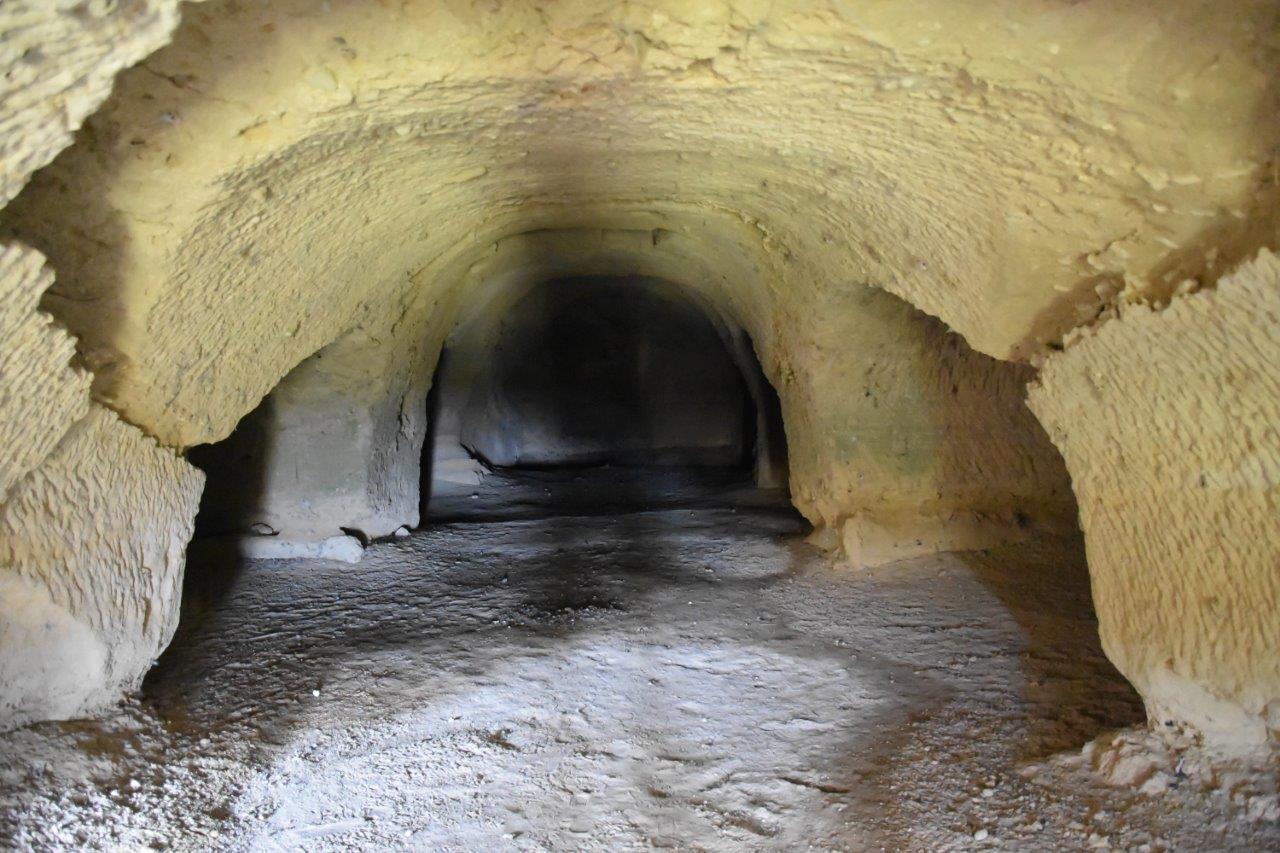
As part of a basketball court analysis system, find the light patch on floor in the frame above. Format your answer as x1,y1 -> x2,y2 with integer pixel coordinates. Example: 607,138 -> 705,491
1,488 -> 1275,849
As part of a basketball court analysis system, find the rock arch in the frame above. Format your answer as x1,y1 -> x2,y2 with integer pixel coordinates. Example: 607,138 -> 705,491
0,0 -> 1275,761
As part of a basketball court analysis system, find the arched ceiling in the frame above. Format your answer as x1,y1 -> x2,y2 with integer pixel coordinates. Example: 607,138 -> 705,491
3,0 -> 1276,447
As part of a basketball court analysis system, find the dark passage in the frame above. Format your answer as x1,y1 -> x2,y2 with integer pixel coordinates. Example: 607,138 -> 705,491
422,276 -> 787,519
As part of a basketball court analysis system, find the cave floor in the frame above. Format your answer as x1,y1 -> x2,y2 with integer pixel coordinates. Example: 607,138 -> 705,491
2,475 -> 1277,850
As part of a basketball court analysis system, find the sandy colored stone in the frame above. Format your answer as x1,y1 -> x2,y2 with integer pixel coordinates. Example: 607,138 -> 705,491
0,0 -> 188,207
191,285 -> 445,542
839,511 -> 1040,571
0,1 -> 190,499
0,0 -> 1274,765
191,224 -> 1071,555
4,0 -> 1276,448
783,284 -> 1075,554
1029,250 -> 1280,757
0,243 -> 89,501
0,5 -> 196,723
0,405 -> 203,727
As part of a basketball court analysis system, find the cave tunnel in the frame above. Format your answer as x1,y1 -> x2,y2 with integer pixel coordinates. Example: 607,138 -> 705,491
0,0 -> 1278,847
421,275 -> 788,522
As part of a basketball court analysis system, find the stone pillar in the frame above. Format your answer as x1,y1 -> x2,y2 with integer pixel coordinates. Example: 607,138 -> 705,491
1028,250 -> 1280,758
0,406 -> 203,727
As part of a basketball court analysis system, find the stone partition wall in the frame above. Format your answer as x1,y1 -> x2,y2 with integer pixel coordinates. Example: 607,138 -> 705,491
784,283 -> 1076,565
191,296 -> 442,545
1029,250 -> 1280,758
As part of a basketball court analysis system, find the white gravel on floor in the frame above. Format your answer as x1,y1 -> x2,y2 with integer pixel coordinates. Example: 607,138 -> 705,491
1,492 -> 1276,850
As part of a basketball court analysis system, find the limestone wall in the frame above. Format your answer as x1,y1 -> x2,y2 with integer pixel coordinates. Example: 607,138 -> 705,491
1029,250 -> 1280,757
192,291 -> 444,544
0,0 -> 1275,757
0,0 -> 188,498
0,245 -> 88,501
786,285 -> 1076,565
5,0 -> 1276,449
0,0 -> 206,729
0,406 -> 202,726
0,0 -> 187,208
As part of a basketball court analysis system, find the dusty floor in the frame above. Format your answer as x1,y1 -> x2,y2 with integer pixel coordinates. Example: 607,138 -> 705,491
1,472 -> 1276,850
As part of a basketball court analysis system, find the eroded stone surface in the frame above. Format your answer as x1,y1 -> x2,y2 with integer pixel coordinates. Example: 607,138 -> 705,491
0,243 -> 89,501
190,285 -> 444,542
0,0 -> 195,725
1029,250 -> 1280,757
0,0 -> 187,207
0,0 -> 191,490
5,0 -> 1276,448
0,406 -> 203,727
0,0 -> 1275,765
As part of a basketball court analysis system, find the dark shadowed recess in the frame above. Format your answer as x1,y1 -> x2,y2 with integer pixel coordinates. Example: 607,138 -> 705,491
423,276 -> 790,521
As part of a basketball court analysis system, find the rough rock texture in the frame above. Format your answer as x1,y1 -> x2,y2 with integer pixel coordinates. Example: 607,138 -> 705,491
787,284 -> 1076,562
0,0 -> 186,207
1029,250 -> 1280,757
5,0 -> 1276,448
0,244 -> 89,501
0,0 -> 195,726
0,405 -> 203,728
0,0 -> 191,489
191,292 -> 442,543
0,0 -> 1275,759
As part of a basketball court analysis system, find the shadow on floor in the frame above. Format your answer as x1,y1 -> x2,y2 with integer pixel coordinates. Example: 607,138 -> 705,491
144,470 -> 803,747
136,475 -> 1148,850
956,536 -> 1146,760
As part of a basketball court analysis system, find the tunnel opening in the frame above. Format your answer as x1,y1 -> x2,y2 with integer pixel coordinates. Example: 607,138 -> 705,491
2,0 -> 1277,844
183,272 -> 794,544
422,275 -> 790,522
